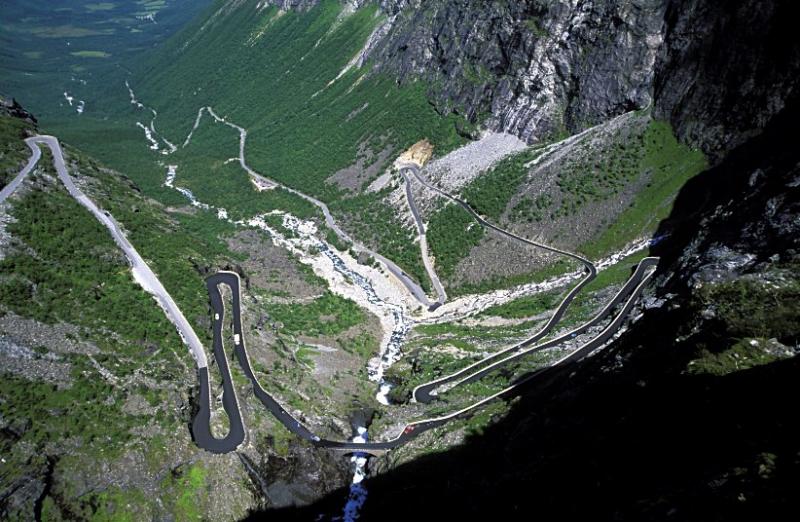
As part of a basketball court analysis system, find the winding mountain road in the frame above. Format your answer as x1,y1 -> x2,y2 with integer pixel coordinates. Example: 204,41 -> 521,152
394,163 -> 603,401
400,169 -> 447,306
0,141 -> 41,204
200,107 -> 441,311
8,133 -> 659,457
192,155 -> 660,455
191,156 -> 659,454
3,136 -> 208,369
194,259 -> 656,454
416,257 -> 659,402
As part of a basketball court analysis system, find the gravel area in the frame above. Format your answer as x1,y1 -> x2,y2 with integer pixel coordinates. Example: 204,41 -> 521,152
0,313 -> 99,355
0,334 -> 73,388
423,131 -> 527,193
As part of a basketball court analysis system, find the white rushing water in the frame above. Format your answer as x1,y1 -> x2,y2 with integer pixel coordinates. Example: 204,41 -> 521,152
173,107 -> 412,402
338,427 -> 369,522
127,81 -> 175,155
163,165 -> 211,210
62,91 -> 85,115
165,166 -> 408,376
137,122 -> 160,151
254,213 -> 411,404
125,81 -> 145,110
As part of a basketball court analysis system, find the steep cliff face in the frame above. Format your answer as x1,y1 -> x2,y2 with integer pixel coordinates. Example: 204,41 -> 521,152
370,0 -> 665,142
237,1 -> 800,519
0,97 -> 37,126
256,0 -> 799,158
0,95 -> 37,188
653,99 -> 800,294
653,0 -> 800,159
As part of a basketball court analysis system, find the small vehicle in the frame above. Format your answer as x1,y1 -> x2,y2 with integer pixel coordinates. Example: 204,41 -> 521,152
233,333 -> 241,345
403,425 -> 415,435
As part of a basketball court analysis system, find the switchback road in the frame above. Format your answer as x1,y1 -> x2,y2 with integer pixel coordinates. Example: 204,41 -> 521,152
9,134 -> 659,456
200,107 -> 441,311
400,169 -> 447,306
194,259 -> 656,454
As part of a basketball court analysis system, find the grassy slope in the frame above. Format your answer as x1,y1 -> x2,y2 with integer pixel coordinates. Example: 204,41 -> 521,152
63,145 -> 237,342
0,0 -> 213,120
457,117 -> 706,262
462,147 -> 546,220
1,129 -> 377,519
478,288 -> 564,319
430,116 -> 705,297
427,202 -> 485,279
133,0 -> 467,198
171,116 -> 320,220
579,120 -> 708,258
0,154 -> 205,519
392,137 -> 715,421
268,291 -> 366,338
0,184 -> 181,344
332,188 -> 434,292
42,0 -> 466,289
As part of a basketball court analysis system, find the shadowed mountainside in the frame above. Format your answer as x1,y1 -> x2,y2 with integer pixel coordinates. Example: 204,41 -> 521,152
248,92 -> 800,522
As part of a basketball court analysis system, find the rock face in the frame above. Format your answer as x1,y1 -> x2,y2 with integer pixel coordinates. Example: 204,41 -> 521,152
244,2 -> 799,519
370,0 -> 665,142
255,0 -> 800,157
652,96 -> 800,294
257,0 -> 320,11
653,0 -> 800,159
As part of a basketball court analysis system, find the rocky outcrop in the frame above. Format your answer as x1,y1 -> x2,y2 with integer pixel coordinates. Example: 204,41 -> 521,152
256,0 -> 320,11
250,81 -> 800,522
0,95 -> 37,125
651,95 -> 800,294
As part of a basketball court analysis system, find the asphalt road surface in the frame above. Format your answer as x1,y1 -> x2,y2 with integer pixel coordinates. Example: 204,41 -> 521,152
397,163 -> 603,402
0,140 -> 41,204
203,107 -> 440,311
4,136 -> 208,369
194,259 -> 656,454
414,257 -> 659,402
419,257 -> 659,401
400,169 -> 447,306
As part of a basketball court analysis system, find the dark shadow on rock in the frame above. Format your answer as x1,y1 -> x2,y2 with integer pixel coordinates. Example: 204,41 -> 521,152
246,308 -> 800,520
650,95 -> 800,280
